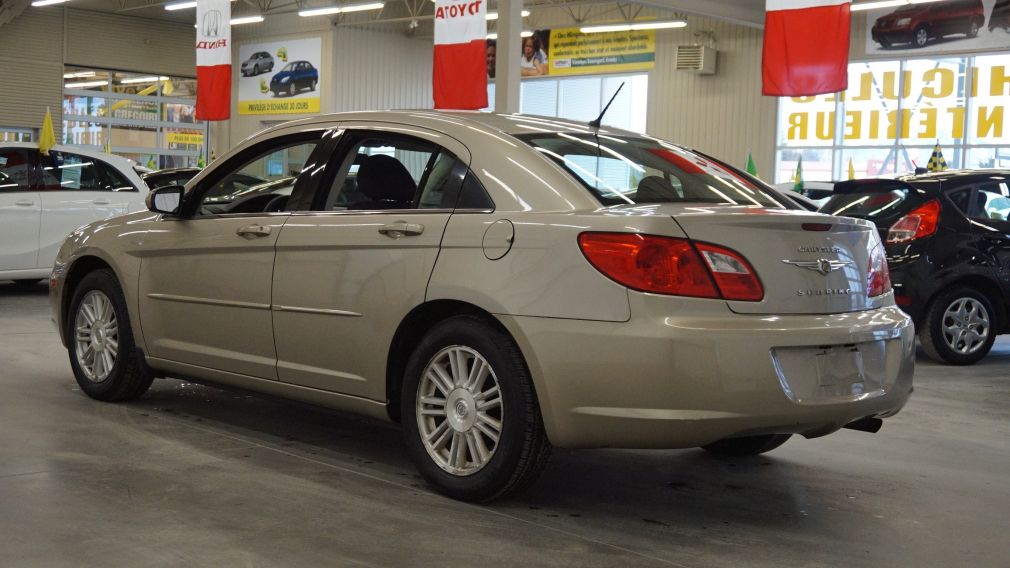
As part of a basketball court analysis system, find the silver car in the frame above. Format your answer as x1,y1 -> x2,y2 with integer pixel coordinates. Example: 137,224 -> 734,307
49,111 -> 914,501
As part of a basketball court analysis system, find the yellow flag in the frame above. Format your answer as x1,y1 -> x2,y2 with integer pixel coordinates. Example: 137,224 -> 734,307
162,78 -> 175,96
39,107 -> 56,156
848,158 -> 856,180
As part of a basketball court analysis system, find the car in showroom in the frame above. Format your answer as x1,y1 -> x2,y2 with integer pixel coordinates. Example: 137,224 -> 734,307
49,111 -> 914,501
871,0 -> 985,48
270,61 -> 318,97
1,143 -> 147,286
241,51 -> 275,76
821,170 -> 1010,365
141,167 -> 202,190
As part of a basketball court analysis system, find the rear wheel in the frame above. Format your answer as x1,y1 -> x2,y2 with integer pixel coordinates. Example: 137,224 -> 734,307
67,269 -> 153,401
253,64 -> 260,75
702,434 -> 792,457
401,316 -> 550,502
913,25 -> 930,47
919,287 -> 997,365
967,20 -> 980,37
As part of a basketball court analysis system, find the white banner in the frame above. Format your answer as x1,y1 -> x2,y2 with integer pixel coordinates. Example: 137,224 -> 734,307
197,0 -> 231,67
433,0 -> 486,45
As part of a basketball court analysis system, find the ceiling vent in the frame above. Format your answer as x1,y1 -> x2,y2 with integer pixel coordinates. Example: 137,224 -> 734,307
676,45 -> 717,75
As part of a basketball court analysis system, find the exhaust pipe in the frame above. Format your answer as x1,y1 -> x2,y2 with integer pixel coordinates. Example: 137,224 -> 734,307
844,417 -> 883,433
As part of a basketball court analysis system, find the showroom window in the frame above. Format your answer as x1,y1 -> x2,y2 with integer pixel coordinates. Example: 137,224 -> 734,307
0,127 -> 34,143
486,73 -> 648,133
62,67 -> 206,170
774,52 -> 1010,183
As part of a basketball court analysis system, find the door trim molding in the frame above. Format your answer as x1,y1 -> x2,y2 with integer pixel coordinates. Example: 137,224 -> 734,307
146,293 -> 271,310
272,305 -> 363,317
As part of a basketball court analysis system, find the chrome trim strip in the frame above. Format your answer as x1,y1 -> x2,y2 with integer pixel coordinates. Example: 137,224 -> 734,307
272,305 -> 363,317
146,293 -> 271,310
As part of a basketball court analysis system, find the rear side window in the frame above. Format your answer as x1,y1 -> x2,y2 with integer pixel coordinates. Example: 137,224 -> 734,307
517,133 -> 783,207
0,149 -> 33,192
39,151 -> 106,191
971,183 -> 1010,221
821,189 -> 910,220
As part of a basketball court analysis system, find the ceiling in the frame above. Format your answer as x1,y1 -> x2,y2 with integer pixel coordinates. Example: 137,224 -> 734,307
17,0 -> 766,28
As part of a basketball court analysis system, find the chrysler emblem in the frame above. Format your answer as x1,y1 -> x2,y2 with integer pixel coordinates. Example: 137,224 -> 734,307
782,258 -> 852,275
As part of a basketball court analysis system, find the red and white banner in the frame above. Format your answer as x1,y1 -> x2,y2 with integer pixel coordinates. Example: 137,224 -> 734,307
433,0 -> 487,110
196,0 -> 231,120
763,0 -> 850,97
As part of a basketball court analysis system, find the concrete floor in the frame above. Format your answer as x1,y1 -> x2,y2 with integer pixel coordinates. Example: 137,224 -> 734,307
1,281 -> 1008,568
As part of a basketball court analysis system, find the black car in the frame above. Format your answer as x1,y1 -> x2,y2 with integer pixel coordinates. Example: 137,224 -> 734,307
822,171 -> 1010,364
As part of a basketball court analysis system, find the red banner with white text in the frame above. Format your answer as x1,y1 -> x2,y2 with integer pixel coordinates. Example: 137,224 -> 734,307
196,0 -> 231,120
433,0 -> 487,110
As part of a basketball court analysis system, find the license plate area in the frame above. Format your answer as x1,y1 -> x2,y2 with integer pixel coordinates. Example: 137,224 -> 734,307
771,341 -> 891,404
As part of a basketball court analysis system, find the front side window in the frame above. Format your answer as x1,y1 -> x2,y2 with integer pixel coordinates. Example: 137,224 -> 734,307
518,133 -> 784,207
38,151 -> 128,192
0,149 -> 33,192
194,136 -> 322,215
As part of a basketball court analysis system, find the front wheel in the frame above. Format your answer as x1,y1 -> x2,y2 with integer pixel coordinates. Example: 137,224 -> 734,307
702,434 -> 792,457
67,269 -> 153,401
919,287 -> 997,365
310,79 -> 317,91
401,316 -> 550,502
287,83 -> 295,96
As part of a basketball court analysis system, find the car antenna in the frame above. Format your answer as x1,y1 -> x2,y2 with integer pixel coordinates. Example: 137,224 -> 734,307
589,82 -> 625,129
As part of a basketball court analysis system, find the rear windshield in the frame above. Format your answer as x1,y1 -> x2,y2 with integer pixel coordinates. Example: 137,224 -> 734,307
517,133 -> 784,207
821,189 -> 909,220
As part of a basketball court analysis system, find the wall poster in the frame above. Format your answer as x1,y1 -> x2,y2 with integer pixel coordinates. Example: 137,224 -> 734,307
238,37 -> 322,115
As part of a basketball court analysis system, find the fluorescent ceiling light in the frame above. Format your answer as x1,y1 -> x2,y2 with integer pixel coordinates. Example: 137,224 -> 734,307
520,30 -> 532,37
340,1 -> 384,12
230,15 -> 264,24
299,6 -> 341,16
121,76 -> 169,84
65,80 -> 108,88
580,19 -> 686,33
63,71 -> 95,79
486,10 -> 529,20
164,1 -> 197,9
31,0 -> 68,6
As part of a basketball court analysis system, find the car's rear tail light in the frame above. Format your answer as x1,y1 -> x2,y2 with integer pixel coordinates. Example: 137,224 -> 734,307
867,243 -> 892,298
694,242 -> 764,301
577,233 -> 763,301
886,199 -> 940,243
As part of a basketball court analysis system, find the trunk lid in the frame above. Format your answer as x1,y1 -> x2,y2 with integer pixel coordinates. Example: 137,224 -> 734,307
648,204 -> 881,314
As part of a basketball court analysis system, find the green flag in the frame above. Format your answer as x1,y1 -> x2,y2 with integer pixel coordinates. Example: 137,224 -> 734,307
746,152 -> 758,178
792,156 -> 804,193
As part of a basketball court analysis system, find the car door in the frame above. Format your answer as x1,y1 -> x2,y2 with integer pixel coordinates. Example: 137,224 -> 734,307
0,148 -> 41,271
964,180 -> 1010,289
137,130 -> 333,379
35,150 -> 136,270
271,125 -> 471,400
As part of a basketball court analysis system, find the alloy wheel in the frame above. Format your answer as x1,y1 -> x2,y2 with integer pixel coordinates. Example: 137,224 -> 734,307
942,297 -> 990,355
915,28 -> 929,47
416,345 -> 503,476
74,290 -> 119,383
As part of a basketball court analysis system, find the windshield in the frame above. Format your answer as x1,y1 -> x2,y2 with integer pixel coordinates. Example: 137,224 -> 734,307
282,63 -> 297,72
821,189 -> 910,220
518,133 -> 784,207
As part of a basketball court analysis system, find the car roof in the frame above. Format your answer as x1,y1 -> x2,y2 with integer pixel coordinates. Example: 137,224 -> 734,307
271,110 -> 644,140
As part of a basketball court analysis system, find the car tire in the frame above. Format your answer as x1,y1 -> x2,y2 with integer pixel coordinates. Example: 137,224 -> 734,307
967,20 -> 980,38
878,37 -> 892,48
287,83 -> 295,96
310,79 -> 317,91
702,434 -> 792,457
919,287 -> 997,365
66,269 -> 154,402
913,25 -> 929,48
253,64 -> 260,75
400,315 -> 551,502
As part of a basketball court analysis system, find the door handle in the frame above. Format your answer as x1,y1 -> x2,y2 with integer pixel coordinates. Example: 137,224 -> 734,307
378,222 -> 424,238
14,199 -> 34,207
236,224 -> 272,238
92,198 -> 111,205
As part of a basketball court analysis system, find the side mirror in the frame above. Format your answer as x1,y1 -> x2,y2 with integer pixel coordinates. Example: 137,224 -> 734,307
146,185 -> 184,215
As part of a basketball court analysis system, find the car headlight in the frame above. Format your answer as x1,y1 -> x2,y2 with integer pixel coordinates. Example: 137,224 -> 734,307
896,17 -> 911,27
280,76 -> 290,83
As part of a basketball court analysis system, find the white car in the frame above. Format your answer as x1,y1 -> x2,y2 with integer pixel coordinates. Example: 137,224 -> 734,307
0,143 -> 148,285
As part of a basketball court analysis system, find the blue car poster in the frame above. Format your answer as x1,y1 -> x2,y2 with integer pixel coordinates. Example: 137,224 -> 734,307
238,37 -> 322,115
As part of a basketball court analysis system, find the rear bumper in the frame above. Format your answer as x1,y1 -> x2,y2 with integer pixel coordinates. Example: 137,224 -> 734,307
499,296 -> 914,449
